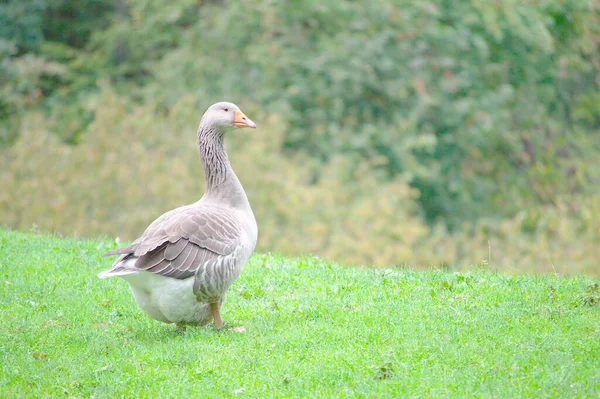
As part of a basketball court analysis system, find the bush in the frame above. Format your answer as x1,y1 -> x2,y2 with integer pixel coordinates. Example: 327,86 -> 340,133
1,0 -> 599,273
136,0 -> 600,225
1,85 -> 598,274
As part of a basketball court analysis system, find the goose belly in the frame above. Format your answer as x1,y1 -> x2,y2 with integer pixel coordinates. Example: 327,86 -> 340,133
121,272 -> 211,325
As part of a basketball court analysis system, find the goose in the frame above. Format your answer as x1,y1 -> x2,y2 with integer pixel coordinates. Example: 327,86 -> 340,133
98,102 -> 258,328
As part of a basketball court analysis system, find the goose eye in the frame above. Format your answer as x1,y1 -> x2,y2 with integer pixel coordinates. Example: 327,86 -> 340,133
224,108 -> 229,112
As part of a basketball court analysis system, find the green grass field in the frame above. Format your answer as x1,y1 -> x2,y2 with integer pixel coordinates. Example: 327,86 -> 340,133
1,229 -> 599,398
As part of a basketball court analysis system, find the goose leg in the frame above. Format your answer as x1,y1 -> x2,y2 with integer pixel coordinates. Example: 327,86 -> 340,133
210,302 -> 223,329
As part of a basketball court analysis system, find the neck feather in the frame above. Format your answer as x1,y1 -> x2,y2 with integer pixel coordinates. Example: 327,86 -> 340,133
196,123 -> 252,210
197,125 -> 232,193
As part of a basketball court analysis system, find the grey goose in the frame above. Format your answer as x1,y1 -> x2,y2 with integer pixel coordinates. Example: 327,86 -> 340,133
98,102 -> 258,328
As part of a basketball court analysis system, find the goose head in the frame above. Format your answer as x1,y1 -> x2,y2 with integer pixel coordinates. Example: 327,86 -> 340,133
200,102 -> 256,131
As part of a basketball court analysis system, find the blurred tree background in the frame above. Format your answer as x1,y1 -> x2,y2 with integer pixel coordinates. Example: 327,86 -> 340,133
1,0 -> 599,274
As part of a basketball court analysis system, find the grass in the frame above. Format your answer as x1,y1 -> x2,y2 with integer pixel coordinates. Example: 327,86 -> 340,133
1,229 -> 599,398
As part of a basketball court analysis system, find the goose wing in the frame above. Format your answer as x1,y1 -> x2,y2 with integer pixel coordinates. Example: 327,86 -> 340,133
102,204 -> 243,279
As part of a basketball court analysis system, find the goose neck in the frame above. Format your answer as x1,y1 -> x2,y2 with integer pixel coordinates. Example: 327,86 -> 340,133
197,125 -> 233,193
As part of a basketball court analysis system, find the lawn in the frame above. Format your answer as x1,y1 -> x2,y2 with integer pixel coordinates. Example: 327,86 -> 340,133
1,229 -> 599,398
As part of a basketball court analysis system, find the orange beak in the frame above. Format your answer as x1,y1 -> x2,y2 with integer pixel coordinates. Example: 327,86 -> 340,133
234,110 -> 256,129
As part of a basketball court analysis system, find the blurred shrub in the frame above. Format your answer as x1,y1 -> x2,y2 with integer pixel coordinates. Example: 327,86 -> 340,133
2,0 -> 599,273
420,197 -> 600,275
3,0 -> 600,227
0,0 -> 114,142
0,86 -> 425,266
1,85 -> 598,274
135,0 -> 600,226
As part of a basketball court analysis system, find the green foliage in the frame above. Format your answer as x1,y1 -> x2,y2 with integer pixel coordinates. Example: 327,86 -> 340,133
0,0 -> 114,142
1,0 -> 599,271
0,0 -> 112,52
131,0 -> 600,224
0,85 -> 598,273
0,0 -> 46,52
0,86 -> 427,268
1,230 -> 599,397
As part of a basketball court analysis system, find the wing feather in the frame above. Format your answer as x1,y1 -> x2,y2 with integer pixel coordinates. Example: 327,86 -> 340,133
164,238 -> 187,260
102,204 -> 245,280
135,242 -> 168,270
171,243 -> 195,270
